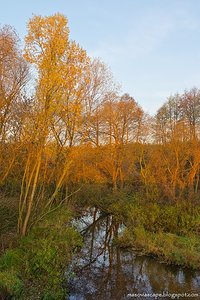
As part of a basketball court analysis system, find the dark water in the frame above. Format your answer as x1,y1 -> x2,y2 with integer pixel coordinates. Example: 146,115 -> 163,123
67,208 -> 200,300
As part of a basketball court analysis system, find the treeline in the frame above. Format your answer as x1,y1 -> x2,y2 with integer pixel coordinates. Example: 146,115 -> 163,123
1,14 -> 200,237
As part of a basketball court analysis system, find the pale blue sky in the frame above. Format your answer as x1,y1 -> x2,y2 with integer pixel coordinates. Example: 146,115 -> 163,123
1,0 -> 200,114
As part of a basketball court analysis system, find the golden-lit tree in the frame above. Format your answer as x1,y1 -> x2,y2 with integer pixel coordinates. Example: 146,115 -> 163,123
18,14 -> 90,235
1,14 -> 200,238
0,26 -> 29,186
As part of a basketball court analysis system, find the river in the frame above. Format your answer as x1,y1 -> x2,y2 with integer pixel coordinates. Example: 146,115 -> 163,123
67,208 -> 200,300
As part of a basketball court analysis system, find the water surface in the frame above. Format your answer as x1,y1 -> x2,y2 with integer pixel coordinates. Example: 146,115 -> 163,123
67,208 -> 200,300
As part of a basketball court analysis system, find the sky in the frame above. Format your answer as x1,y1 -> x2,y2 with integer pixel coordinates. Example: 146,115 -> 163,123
1,0 -> 200,114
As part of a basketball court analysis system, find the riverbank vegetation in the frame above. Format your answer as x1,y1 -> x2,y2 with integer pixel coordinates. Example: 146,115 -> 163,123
0,206 -> 82,299
1,13 -> 200,298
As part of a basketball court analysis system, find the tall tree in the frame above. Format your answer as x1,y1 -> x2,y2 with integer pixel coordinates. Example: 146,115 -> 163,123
0,26 -> 29,185
18,14 -> 89,235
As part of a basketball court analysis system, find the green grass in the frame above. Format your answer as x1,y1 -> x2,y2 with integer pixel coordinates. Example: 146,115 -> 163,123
117,227 -> 200,269
0,206 -> 83,299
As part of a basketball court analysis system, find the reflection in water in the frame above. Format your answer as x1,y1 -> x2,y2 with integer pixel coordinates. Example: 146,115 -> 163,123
68,208 -> 200,300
